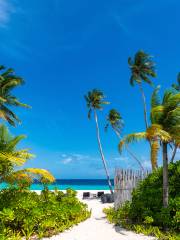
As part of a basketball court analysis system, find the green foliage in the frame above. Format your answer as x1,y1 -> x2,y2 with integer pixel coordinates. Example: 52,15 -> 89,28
0,65 -> 30,126
0,188 -> 90,239
84,89 -> 109,119
104,161 -> 180,239
0,124 -> 55,189
0,124 -> 34,183
128,50 -> 156,86
129,161 -> 180,230
105,109 -> 124,134
104,206 -> 180,240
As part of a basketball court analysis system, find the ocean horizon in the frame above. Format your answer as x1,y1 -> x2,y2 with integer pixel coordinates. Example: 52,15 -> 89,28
0,179 -> 114,190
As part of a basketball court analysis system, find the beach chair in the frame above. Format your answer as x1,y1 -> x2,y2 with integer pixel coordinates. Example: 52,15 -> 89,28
101,193 -> 114,203
97,191 -> 104,198
83,192 -> 90,199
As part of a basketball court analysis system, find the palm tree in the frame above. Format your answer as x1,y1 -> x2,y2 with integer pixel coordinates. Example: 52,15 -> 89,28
119,124 -> 171,171
84,89 -> 113,194
151,88 -> 180,208
105,109 -> 144,171
0,124 -> 55,186
128,50 -> 156,129
0,65 -> 29,126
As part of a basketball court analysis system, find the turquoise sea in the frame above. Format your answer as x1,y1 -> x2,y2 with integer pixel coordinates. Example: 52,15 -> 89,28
0,179 -> 114,190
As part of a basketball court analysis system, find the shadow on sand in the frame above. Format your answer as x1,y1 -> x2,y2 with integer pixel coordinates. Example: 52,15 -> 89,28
113,225 -> 127,236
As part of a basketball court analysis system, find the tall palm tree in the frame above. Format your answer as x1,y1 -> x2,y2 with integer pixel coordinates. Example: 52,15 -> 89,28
0,124 -> 55,186
128,50 -> 156,129
84,89 -> 113,194
0,65 -> 29,126
151,88 -> 180,208
119,124 -> 171,171
105,109 -> 144,171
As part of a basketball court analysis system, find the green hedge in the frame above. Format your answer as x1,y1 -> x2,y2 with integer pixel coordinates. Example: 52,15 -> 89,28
104,161 -> 180,239
129,161 -> 180,230
0,188 -> 91,239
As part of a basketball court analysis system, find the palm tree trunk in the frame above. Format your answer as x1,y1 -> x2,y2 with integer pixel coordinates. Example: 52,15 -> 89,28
162,142 -> 168,208
138,83 -> 157,170
170,145 -> 177,163
138,83 -> 149,129
113,127 -> 145,172
151,139 -> 158,170
94,110 -> 113,194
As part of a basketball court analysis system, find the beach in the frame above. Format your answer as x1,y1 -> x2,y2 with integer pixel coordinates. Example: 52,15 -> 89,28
41,190 -> 156,240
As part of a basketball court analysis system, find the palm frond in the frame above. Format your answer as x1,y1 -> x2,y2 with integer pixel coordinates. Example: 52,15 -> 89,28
118,132 -> 146,152
7,135 -> 26,151
85,89 -> 109,114
151,85 -> 161,108
25,168 -> 55,183
0,65 -> 28,126
128,50 -> 156,87
0,152 -> 26,166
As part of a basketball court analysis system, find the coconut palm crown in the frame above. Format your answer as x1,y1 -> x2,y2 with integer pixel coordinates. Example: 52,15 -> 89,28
128,50 -> 156,86
151,87 -> 180,144
85,89 -> 109,119
105,109 -> 124,134
0,65 -> 29,126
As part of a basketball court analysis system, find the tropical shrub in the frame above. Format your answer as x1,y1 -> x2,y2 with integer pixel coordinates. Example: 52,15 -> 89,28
0,188 -> 90,239
104,161 -> 180,239
129,161 -> 180,230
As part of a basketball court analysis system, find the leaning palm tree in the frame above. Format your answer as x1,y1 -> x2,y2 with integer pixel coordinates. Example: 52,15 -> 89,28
119,124 -> 171,170
128,50 -> 156,129
84,89 -> 113,194
0,65 -> 29,126
0,124 -> 55,186
105,109 -> 144,171
151,88 -> 180,208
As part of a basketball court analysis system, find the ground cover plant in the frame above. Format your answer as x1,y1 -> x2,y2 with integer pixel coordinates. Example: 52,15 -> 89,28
104,161 -> 180,240
0,188 -> 91,239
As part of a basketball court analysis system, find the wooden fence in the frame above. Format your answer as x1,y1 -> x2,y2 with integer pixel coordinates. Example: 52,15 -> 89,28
114,169 -> 149,209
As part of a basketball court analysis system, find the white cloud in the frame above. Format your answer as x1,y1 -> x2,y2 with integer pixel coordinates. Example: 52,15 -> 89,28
62,157 -> 73,165
0,0 -> 15,27
60,153 -> 89,165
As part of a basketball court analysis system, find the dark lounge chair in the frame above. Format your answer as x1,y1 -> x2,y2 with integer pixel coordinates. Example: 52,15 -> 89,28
101,193 -> 114,203
97,191 -> 104,198
83,192 -> 90,199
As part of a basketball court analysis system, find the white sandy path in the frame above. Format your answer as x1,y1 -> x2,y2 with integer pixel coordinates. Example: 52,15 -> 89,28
42,190 -> 156,240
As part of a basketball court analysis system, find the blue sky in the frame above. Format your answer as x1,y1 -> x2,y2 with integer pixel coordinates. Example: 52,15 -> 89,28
0,0 -> 179,178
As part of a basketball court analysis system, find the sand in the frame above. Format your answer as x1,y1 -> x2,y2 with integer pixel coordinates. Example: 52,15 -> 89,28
41,190 -> 156,240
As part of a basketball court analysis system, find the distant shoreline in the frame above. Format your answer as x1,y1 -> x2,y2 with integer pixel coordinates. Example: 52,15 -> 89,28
0,179 -> 114,191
